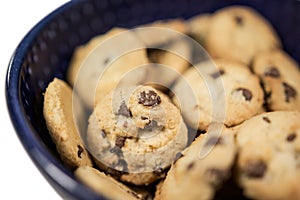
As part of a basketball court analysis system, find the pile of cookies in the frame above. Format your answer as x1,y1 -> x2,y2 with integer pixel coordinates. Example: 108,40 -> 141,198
43,6 -> 300,200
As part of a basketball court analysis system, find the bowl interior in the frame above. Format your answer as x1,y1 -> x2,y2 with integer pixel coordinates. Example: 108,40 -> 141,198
8,0 -> 300,199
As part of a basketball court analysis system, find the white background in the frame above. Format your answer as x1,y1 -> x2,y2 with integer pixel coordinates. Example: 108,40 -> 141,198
0,1 -> 68,199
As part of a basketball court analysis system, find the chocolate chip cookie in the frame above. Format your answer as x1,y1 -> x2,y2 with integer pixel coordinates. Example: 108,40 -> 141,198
146,38 -> 192,90
67,28 -> 125,87
75,166 -> 141,200
156,124 -> 236,200
187,13 -> 211,47
236,111 -> 300,200
206,6 -> 281,65
86,85 -> 188,185
172,59 -> 264,130
252,49 -> 300,111
134,18 -> 188,47
43,78 -> 92,168
68,28 -> 149,109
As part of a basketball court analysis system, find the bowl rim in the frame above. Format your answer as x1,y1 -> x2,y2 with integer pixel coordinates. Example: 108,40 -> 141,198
5,1 -> 105,199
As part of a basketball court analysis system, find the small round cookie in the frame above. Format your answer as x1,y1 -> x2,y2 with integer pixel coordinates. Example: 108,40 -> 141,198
67,28 -> 125,86
86,85 -> 188,185
156,124 -> 236,200
172,59 -> 264,130
236,111 -> 300,200
68,28 -> 149,109
206,6 -> 281,65
187,13 -> 211,47
75,166 -> 141,200
252,49 -> 300,111
146,38 -> 192,90
43,78 -> 92,168
134,18 -> 188,47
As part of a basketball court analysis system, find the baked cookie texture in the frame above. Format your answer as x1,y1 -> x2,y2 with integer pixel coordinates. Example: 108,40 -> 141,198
86,85 -> 188,185
172,59 -> 264,130
67,28 -> 125,87
146,38 -> 192,90
67,27 -> 149,109
75,166 -> 141,200
206,6 -> 281,65
156,124 -> 236,200
43,78 -> 92,168
236,111 -> 300,200
42,5 -> 300,199
134,18 -> 188,47
253,49 -> 300,111
187,14 -> 211,47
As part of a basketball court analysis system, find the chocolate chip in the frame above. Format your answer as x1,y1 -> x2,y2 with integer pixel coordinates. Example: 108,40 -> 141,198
283,82 -> 297,102
234,88 -> 253,101
244,160 -> 267,178
118,101 -> 132,117
286,133 -> 297,142
264,67 -> 280,78
187,162 -> 195,170
173,152 -> 184,164
77,145 -> 84,158
211,69 -> 225,79
141,116 -> 148,120
205,136 -> 223,146
205,168 -> 229,187
115,136 -> 126,148
262,116 -> 271,123
234,15 -> 243,25
138,90 -> 161,106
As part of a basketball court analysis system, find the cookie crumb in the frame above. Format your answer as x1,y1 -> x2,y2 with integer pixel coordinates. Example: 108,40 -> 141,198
264,66 -> 280,78
286,133 -> 297,142
283,82 -> 297,102
244,160 -> 267,178
138,90 -> 161,106
77,145 -> 84,158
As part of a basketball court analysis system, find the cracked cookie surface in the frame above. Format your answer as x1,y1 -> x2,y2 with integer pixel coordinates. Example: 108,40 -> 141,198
87,85 -> 188,185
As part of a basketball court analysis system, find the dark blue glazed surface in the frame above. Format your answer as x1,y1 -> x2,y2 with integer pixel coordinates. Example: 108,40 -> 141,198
5,0 -> 300,199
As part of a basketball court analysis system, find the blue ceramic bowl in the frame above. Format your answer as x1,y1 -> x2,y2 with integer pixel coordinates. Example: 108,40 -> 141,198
5,0 -> 300,199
